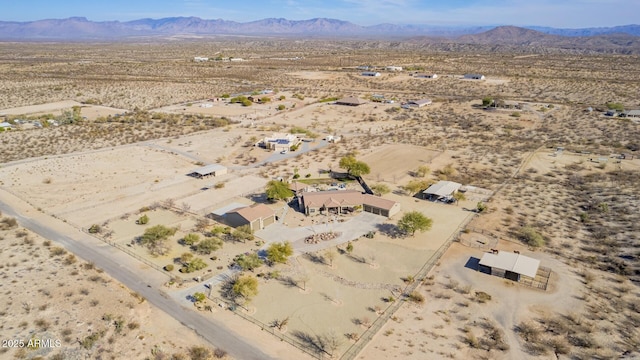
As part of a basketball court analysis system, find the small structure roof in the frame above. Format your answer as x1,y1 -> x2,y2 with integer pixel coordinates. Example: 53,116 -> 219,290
191,164 -> 227,176
0,122 -> 13,128
211,202 -> 247,216
479,251 -> 540,278
336,97 -> 366,106
623,109 -> 640,116
408,99 -> 432,106
227,203 -> 275,222
422,181 -> 462,197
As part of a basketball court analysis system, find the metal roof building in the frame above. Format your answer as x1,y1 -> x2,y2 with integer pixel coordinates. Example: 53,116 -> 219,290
479,251 -> 540,281
422,181 -> 462,200
189,164 -> 228,178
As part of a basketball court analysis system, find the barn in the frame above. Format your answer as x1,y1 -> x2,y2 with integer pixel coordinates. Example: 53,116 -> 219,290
478,251 -> 540,282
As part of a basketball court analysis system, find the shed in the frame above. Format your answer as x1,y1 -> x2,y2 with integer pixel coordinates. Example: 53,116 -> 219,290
407,99 -> 432,108
361,72 -> 381,77
190,164 -> 228,178
623,109 -> 640,118
415,73 -> 438,79
422,181 -> 462,201
478,251 -> 540,281
0,122 -> 13,130
464,74 -> 485,80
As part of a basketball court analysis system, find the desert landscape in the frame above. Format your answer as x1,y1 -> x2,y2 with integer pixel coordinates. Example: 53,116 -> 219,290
1,30 -> 639,360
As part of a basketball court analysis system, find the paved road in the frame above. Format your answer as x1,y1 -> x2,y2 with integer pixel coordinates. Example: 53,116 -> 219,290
0,195 -> 274,360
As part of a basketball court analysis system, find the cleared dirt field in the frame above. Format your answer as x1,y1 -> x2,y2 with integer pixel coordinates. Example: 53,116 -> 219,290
360,144 -> 442,184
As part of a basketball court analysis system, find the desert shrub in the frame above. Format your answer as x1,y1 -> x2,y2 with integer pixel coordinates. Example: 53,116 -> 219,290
408,291 -> 425,304
165,264 -> 174,272
88,224 -> 101,234
475,291 -> 492,303
213,348 -> 227,359
188,346 -> 212,360
519,226 -> 545,247
181,258 -> 208,273
182,233 -> 200,246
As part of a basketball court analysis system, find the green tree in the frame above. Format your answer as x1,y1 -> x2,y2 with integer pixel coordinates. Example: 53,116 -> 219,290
236,252 -> 263,271
232,275 -> 259,304
182,258 -> 208,273
193,292 -> 206,303
339,156 -> 370,177
402,179 -> 430,195
231,224 -> 254,243
137,214 -> 149,225
265,180 -> 294,201
277,104 -> 286,111
476,202 -> 487,213
346,241 -> 354,254
453,192 -> 466,204
182,233 -> 200,246
482,96 -> 494,107
139,225 -> 177,256
266,241 -> 293,264
397,211 -> 433,236
180,252 -> 194,264
606,102 -> 624,111
370,183 -> 391,196
415,165 -> 430,178
195,237 -> 223,255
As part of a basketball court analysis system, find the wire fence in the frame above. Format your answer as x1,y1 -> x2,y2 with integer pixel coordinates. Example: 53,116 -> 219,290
339,212 -> 477,360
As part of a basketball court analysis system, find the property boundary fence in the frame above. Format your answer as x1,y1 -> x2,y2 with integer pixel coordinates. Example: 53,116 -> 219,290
339,212 -> 477,360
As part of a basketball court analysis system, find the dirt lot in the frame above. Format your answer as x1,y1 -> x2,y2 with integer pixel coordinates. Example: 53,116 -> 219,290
0,219 -> 225,360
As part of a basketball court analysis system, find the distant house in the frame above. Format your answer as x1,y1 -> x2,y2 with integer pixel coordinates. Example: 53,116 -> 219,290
299,190 -> 401,218
260,133 -> 301,152
407,99 -> 432,108
0,122 -> 13,130
361,72 -> 381,77
422,181 -> 462,201
189,164 -> 228,178
464,74 -> 486,80
357,65 -> 372,70
248,93 -> 274,103
194,57 -> 209,62
415,73 -> 438,79
498,100 -> 521,109
478,251 -> 541,282
226,204 -> 276,231
622,110 -> 640,118
385,66 -> 403,71
336,97 -> 366,106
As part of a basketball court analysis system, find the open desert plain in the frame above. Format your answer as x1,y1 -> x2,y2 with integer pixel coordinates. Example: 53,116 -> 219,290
0,32 -> 639,360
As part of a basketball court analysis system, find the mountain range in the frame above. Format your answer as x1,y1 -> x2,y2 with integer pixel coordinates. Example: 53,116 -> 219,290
0,17 -> 639,53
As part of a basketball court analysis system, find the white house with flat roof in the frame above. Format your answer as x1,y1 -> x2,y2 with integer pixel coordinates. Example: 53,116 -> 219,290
189,164 -> 228,178
260,133 -> 301,152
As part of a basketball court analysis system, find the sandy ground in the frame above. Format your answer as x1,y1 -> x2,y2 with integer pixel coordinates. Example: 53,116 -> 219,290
0,100 -> 129,120
359,241 -> 583,360
0,220 -> 222,360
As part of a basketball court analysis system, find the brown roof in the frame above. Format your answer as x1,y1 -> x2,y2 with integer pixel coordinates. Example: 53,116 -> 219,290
289,181 -> 308,193
228,203 -> 275,222
302,190 -> 398,211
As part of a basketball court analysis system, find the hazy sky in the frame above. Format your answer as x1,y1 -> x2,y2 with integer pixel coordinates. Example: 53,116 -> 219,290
2,0 -> 638,28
